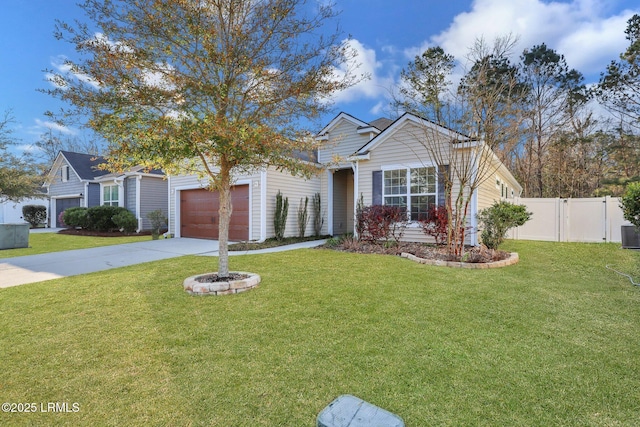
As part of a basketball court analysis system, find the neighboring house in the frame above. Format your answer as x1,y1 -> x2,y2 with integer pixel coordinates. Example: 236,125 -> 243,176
45,151 -> 168,231
0,196 -> 49,225
167,112 -> 522,244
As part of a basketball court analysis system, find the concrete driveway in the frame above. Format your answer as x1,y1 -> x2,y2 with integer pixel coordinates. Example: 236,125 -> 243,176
0,238 -> 219,288
0,237 -> 327,288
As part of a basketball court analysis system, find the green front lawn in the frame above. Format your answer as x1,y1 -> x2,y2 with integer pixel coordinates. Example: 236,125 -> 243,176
0,233 -> 151,258
1,241 -> 639,426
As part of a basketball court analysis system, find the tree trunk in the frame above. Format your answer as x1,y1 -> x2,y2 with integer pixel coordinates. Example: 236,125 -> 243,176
217,157 -> 233,278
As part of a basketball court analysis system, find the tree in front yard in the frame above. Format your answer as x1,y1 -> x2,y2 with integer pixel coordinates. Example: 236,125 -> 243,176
45,0 -> 362,277
0,111 -> 45,202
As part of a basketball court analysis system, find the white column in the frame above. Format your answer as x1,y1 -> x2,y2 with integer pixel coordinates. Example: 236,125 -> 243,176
327,169 -> 333,236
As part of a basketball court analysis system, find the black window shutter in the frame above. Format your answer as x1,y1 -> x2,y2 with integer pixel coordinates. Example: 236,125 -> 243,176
372,170 -> 382,205
437,165 -> 449,207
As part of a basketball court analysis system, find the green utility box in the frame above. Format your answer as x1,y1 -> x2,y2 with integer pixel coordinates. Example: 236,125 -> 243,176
0,223 -> 30,250
317,394 -> 404,427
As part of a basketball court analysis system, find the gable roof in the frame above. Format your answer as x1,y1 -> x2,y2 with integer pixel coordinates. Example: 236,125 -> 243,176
94,166 -> 166,181
59,151 -> 110,180
315,112 -> 371,138
355,112 -> 471,155
53,151 -> 166,182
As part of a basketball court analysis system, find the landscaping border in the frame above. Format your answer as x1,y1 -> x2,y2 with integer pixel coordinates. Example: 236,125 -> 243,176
183,272 -> 261,296
400,252 -> 519,269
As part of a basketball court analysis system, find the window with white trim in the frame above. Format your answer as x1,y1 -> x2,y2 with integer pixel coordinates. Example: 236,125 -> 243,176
103,185 -> 119,206
383,166 -> 436,221
61,165 -> 70,182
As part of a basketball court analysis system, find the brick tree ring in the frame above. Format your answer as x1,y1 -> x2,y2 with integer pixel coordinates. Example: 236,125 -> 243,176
183,272 -> 261,296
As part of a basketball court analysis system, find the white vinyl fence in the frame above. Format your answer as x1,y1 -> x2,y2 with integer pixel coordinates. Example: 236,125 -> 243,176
507,197 -> 629,243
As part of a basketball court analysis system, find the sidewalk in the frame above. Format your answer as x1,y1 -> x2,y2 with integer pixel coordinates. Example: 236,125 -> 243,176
0,238 -> 326,288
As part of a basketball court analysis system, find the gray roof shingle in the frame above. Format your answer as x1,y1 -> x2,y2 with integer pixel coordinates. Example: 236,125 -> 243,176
60,151 -> 110,180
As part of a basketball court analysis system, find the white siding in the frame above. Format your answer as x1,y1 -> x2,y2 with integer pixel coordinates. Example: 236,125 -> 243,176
318,118 -> 371,163
264,167 -> 322,239
0,197 -> 49,225
355,121 -> 452,243
476,150 -> 521,212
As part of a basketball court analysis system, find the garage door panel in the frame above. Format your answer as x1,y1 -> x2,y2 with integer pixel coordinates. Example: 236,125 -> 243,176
180,185 -> 249,240
56,198 -> 81,227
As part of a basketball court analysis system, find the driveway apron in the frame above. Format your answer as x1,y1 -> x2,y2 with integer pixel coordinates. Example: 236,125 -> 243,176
0,238 -> 219,288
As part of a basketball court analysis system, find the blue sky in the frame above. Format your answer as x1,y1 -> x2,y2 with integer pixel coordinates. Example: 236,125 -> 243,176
1,0 -> 639,154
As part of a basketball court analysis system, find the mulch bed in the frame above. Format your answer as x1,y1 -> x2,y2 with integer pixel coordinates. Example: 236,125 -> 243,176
323,240 -> 510,263
194,273 -> 250,283
57,228 -> 152,237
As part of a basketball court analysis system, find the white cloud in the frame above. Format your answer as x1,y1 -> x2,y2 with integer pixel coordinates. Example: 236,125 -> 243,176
33,119 -> 77,136
369,101 -> 386,116
409,0 -> 638,81
47,55 -> 101,90
17,144 -> 38,153
330,38 -> 396,104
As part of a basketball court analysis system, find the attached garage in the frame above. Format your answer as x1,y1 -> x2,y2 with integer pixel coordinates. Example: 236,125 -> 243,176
55,198 -> 81,227
180,185 -> 249,240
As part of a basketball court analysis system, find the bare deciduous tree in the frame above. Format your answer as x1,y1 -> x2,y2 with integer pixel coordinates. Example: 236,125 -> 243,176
397,35 -> 524,257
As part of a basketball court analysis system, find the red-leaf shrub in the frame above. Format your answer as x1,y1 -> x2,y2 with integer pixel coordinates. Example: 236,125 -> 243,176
356,204 -> 406,243
420,205 -> 449,245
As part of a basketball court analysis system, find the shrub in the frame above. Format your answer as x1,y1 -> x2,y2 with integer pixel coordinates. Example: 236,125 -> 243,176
355,194 -> 365,237
356,204 -> 406,244
419,205 -> 449,245
620,182 -> 640,229
63,207 -> 89,229
112,209 -> 138,233
274,190 -> 289,240
477,201 -> 532,249
325,236 -> 341,248
297,196 -> 309,238
312,193 -> 324,236
22,205 -> 47,228
61,205 -> 138,232
146,209 -> 167,238
86,205 -> 124,231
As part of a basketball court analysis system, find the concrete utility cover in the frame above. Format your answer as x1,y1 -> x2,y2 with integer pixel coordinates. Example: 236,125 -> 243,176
317,395 -> 404,427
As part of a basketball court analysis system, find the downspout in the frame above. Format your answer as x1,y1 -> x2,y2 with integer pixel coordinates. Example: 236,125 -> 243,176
167,175 -> 172,238
260,169 -> 267,241
351,160 -> 359,237
84,182 -> 89,207
135,175 -> 142,232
